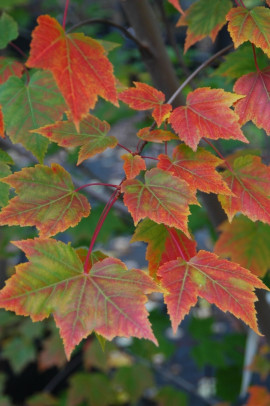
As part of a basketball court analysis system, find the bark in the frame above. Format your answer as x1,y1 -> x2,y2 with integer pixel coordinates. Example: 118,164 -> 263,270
120,0 -> 185,106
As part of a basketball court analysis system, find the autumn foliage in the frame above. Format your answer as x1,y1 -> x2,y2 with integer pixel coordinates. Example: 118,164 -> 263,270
1,1 -> 270,383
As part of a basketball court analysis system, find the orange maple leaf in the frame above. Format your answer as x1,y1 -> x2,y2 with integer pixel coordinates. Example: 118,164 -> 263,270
169,88 -> 247,150
227,6 -> 270,57
158,250 -> 268,333
119,82 -> 172,127
26,15 -> 118,129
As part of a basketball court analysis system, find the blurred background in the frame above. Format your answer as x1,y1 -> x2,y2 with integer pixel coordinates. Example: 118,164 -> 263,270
0,0 -> 270,405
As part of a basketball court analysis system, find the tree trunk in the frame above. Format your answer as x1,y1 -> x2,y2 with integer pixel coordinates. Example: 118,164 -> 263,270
120,0 -> 185,106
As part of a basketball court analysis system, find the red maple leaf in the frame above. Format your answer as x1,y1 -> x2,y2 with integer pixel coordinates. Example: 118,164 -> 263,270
121,154 -> 146,179
26,15 -> 118,129
158,144 -> 232,194
219,155 -> 270,224
233,67 -> 270,134
158,250 -> 267,333
169,88 -> 247,150
119,82 -> 172,127
121,168 -> 198,237
0,238 -> 161,359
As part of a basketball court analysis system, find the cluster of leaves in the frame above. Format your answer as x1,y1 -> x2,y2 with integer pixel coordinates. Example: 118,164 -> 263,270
0,6 -> 270,406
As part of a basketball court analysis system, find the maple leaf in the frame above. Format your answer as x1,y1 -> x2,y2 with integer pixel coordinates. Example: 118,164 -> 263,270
233,67 -> 270,135
247,386 -> 270,406
26,15 -> 118,129
168,88 -> 247,151
167,0 -> 185,14
121,154 -> 146,179
119,82 -> 172,127
131,218 -> 197,277
0,12 -> 18,49
218,155 -> 270,224
226,6 -> 270,58
213,44 -> 269,79
0,149 -> 13,207
33,113 -> 117,165
121,168 -> 198,237
158,144 -> 232,195
0,163 -> 90,237
137,127 -> 178,143
0,71 -> 66,162
177,0 -> 232,52
0,238 -> 161,359
215,216 -> 270,277
0,57 -> 24,84
158,250 -> 267,333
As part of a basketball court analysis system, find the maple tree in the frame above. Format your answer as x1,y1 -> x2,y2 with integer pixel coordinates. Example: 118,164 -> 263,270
0,0 -> 270,402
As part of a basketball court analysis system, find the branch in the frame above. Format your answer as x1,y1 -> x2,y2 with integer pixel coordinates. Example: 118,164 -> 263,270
167,44 -> 234,105
67,18 -> 151,53
120,0 -> 185,106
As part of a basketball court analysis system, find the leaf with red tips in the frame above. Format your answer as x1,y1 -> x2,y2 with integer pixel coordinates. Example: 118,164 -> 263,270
121,168 -> 198,237
215,216 -> 270,278
0,106 -> 4,138
0,163 -> 90,237
26,15 -> 118,128
34,114 -> 117,165
218,155 -> 270,224
158,250 -> 267,333
247,386 -> 270,406
167,0 -> 185,14
137,127 -> 178,143
226,6 -> 270,57
158,145 -> 232,195
152,104 -> 172,127
177,0 -> 232,52
0,70 -> 66,162
131,218 -> 197,277
0,57 -> 24,84
0,238 -> 161,359
169,88 -> 247,151
121,154 -> 146,179
233,67 -> 270,135
119,82 -> 172,127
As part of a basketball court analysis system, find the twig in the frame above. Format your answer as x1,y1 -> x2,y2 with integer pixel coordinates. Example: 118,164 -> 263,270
66,18 -> 152,54
156,0 -> 195,89
166,44 -> 234,105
